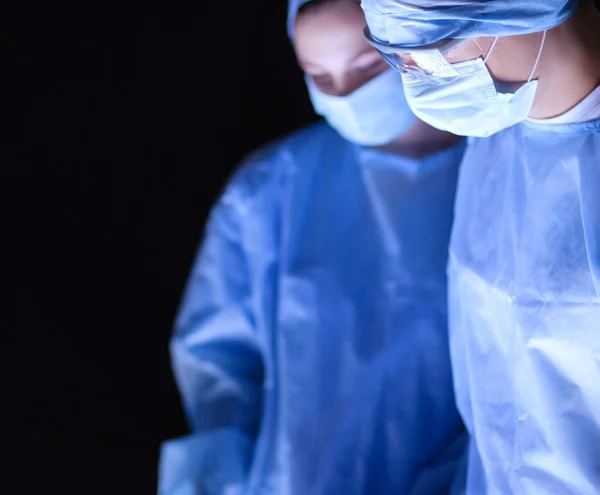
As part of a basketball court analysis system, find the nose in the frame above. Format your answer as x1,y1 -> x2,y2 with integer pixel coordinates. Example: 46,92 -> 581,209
329,77 -> 363,97
330,71 -> 377,97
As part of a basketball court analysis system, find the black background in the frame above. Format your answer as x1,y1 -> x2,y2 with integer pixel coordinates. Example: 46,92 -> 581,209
7,3 -> 315,492
10,2 -> 600,493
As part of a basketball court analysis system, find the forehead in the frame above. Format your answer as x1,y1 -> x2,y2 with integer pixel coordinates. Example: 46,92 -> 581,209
293,1 -> 372,63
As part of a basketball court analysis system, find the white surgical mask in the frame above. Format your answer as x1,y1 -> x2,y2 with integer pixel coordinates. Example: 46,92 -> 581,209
401,32 -> 547,138
306,69 -> 416,146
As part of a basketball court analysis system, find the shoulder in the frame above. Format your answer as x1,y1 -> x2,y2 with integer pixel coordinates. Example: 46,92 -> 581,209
222,121 -> 341,206
203,121 -> 341,247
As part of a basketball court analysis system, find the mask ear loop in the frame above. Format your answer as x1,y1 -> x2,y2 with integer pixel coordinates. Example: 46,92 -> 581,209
471,39 -> 483,51
527,30 -> 547,82
483,37 -> 500,64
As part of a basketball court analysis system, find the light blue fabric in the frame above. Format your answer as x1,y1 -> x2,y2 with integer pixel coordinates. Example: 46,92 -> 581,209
361,0 -> 579,47
287,0 -> 312,36
400,58 -> 539,138
160,121 -> 467,494
449,118 -> 600,493
158,430 -> 252,495
306,68 -> 416,145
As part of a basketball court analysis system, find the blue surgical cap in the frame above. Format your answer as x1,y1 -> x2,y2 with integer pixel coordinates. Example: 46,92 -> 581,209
361,0 -> 580,47
288,0 -> 313,37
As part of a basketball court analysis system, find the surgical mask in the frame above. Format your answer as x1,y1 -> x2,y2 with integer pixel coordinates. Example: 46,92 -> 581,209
306,69 -> 416,146
401,32 -> 547,138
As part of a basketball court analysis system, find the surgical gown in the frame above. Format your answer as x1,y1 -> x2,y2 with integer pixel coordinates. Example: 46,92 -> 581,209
450,119 -> 600,494
159,122 -> 467,495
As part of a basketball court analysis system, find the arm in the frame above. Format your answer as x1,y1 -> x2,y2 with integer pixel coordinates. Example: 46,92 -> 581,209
159,186 -> 264,495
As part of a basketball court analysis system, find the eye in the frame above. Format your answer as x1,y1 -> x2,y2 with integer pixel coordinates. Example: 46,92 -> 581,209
306,73 -> 335,93
308,73 -> 335,92
310,73 -> 331,85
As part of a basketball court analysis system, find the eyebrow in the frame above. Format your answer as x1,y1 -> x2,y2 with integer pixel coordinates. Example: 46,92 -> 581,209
349,47 -> 377,62
299,48 -> 378,71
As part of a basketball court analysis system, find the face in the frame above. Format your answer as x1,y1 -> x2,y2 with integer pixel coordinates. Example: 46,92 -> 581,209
443,33 -> 547,84
392,33 -> 546,85
293,1 -> 389,97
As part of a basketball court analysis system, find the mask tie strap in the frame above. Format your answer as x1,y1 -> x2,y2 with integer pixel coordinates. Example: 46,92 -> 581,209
483,37 -> 500,64
528,30 -> 547,82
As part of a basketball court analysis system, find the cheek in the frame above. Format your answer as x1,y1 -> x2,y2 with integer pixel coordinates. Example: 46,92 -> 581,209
481,38 -> 531,83
314,68 -> 386,97
444,37 -> 494,64
341,69 -> 384,96
372,61 -> 390,79
354,58 -> 390,87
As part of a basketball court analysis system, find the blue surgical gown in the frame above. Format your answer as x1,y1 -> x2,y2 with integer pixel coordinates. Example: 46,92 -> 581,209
159,122 -> 467,495
450,118 -> 600,494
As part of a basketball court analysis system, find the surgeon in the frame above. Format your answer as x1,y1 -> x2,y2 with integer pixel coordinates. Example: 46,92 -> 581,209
359,0 -> 600,493
158,1 -> 467,494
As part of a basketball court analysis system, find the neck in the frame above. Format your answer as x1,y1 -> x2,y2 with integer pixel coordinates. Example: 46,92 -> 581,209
374,119 -> 462,159
529,0 -> 600,119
